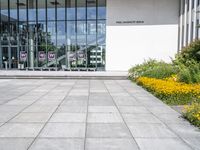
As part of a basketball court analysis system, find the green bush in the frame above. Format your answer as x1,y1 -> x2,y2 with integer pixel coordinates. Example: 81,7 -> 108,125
176,40 -> 200,64
177,60 -> 200,84
129,59 -> 177,79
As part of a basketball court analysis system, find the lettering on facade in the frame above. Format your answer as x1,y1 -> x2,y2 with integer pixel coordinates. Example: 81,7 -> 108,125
116,20 -> 144,24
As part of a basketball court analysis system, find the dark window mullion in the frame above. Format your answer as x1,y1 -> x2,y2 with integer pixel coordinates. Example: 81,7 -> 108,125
17,0 -> 20,67
8,0 -> 10,47
75,0 -> 77,68
45,0 -> 48,65
65,0 -> 68,66
96,0 -> 98,69
86,0 -> 88,68
26,0 -> 29,67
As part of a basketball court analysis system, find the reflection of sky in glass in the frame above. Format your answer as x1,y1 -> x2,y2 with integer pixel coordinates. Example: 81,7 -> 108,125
67,8 -> 75,20
57,21 -> 65,46
19,9 -> 27,21
57,8 -> 65,20
47,8 -> 55,20
88,7 -> 96,20
29,9 -> 37,21
0,5 -> 106,45
98,7 -> 106,19
77,8 -> 86,20
38,9 -> 46,21
10,10 -> 18,20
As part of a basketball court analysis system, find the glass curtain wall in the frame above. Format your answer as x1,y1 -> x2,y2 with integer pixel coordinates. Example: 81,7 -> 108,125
0,0 -> 106,70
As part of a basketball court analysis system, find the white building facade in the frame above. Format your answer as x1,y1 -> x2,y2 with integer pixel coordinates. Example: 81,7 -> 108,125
1,0 -> 198,71
106,0 -> 180,71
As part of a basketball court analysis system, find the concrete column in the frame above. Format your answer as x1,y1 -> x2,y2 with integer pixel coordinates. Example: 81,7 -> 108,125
8,47 -> 11,69
184,0 -> 188,46
193,0 -> 197,40
29,39 -> 34,68
188,0 -> 192,43
179,0 -> 184,50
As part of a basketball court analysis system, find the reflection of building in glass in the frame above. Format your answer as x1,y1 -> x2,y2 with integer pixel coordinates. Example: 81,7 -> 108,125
0,0 -> 106,71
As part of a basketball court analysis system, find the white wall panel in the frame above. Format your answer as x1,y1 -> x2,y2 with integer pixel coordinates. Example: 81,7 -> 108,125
106,0 -> 179,71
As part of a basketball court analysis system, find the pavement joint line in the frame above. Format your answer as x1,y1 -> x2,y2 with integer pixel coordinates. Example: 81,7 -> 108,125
115,80 -> 195,150
83,80 -> 90,150
103,80 -> 141,150
26,80 -> 78,150
0,80 -> 53,128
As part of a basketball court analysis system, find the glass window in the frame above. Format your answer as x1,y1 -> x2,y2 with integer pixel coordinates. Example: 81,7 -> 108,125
87,21 -> 96,45
98,21 -> 106,45
18,0 -> 27,21
67,21 -> 76,45
1,0 -> 9,21
38,0 -> 46,21
28,0 -> 37,21
10,22 -> 18,45
37,22 -> 46,45
57,21 -> 66,46
10,0 -> 18,20
77,21 -> 86,46
87,0 -> 96,20
67,0 -> 75,20
57,0 -> 66,20
87,21 -> 96,35
47,0 -> 55,21
98,0 -> 106,19
77,0 -> 86,20
47,21 -> 56,46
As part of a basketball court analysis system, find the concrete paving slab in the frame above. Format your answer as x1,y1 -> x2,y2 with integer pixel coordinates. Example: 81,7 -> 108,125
0,112 -> 18,123
182,138 -> 200,150
0,105 -> 26,113
89,99 -> 115,106
168,124 -> 200,138
135,138 -> 192,150
62,100 -> 88,106
23,105 -> 57,113
87,113 -> 123,123
147,106 -> 179,114
88,106 -> 119,113
128,123 -> 177,138
49,113 -> 87,123
39,123 -> 86,138
154,113 -> 191,124
10,113 -> 52,123
0,123 -> 44,137
87,123 -> 132,138
29,138 -> 84,150
118,106 -> 150,114
123,114 -> 162,123
85,138 -> 139,150
0,138 -> 34,150
56,106 -> 87,113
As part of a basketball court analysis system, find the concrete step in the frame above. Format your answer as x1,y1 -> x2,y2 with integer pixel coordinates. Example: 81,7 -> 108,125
0,71 -> 128,80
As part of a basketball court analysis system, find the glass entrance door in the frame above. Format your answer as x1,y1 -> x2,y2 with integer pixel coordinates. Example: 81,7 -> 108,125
1,47 -> 18,69
11,47 -> 18,69
2,47 -> 9,69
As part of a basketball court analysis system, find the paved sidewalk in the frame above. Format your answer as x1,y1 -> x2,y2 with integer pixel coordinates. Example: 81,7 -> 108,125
0,79 -> 199,150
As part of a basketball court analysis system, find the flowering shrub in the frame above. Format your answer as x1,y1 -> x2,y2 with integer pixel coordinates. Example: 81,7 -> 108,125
184,103 -> 200,128
137,77 -> 200,105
